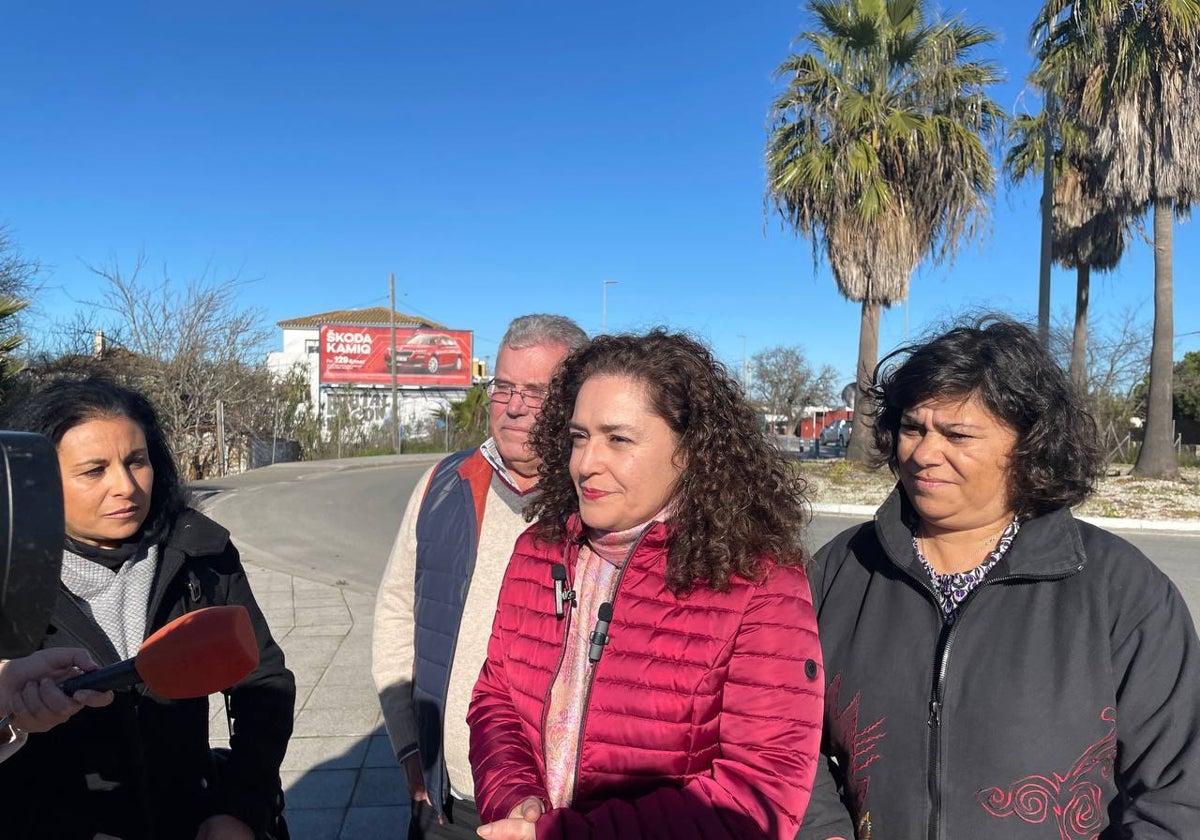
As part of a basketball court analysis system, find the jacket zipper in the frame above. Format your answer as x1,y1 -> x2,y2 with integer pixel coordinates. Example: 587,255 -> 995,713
540,541 -> 580,778
926,616 -> 955,840
923,569 -> 1075,840
547,524 -> 654,806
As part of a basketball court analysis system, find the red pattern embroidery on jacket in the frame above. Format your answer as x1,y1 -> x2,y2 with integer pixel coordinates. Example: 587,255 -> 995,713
827,674 -> 886,823
977,707 -> 1117,840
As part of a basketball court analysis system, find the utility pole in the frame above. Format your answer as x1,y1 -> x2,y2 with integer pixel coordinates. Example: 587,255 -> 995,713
602,279 -> 619,333
390,273 -> 400,454
215,399 -> 226,476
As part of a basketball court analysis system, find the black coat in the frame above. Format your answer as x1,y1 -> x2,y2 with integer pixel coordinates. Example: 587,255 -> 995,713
0,508 -> 295,840
800,488 -> 1200,840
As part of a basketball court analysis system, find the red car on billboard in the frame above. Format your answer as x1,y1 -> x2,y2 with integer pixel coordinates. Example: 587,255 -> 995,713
319,325 -> 473,387
385,332 -> 465,375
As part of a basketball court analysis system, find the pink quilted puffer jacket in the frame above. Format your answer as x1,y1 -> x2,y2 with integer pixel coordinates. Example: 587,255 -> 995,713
468,519 -> 824,839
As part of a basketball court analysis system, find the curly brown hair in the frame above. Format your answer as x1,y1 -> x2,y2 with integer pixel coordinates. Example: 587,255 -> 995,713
525,329 -> 810,594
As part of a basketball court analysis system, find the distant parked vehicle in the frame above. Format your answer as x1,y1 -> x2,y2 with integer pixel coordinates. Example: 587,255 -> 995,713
386,333 -> 464,374
819,419 -> 852,447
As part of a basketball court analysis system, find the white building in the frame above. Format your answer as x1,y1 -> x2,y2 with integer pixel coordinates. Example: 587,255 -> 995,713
266,307 -> 477,439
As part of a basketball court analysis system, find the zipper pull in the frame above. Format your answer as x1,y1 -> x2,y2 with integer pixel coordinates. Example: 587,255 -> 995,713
928,699 -> 940,727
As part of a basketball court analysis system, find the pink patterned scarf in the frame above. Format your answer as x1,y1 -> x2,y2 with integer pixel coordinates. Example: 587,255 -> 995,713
542,517 -> 662,807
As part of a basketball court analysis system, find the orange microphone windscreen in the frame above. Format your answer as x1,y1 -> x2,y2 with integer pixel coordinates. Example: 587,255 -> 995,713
135,605 -> 260,699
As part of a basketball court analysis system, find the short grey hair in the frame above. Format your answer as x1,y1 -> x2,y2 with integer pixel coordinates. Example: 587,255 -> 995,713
500,314 -> 588,353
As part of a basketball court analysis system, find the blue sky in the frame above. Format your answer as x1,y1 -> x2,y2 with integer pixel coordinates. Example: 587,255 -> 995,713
3,0 -> 1196,387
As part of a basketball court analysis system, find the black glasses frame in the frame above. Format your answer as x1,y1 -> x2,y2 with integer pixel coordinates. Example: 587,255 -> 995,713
485,379 -> 548,408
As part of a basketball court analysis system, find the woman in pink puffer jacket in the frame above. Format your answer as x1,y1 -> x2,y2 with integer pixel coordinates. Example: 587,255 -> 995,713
469,330 -> 824,840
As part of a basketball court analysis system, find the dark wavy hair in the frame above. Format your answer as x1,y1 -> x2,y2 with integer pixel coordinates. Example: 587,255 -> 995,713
870,315 -> 1102,517
525,329 -> 810,594
2,377 -> 189,534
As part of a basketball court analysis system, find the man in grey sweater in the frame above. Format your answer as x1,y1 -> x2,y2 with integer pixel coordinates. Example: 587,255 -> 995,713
372,314 -> 587,839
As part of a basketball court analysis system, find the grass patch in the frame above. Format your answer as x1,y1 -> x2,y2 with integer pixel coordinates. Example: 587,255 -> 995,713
794,457 -> 1200,521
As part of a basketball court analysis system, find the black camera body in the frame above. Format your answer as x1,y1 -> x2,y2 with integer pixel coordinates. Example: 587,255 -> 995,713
0,432 -> 64,658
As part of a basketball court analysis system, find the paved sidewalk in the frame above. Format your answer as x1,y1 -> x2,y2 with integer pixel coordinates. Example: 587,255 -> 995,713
209,562 -> 410,840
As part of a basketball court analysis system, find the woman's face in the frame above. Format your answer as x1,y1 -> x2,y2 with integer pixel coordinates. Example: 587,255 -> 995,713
896,392 -> 1018,535
57,414 -> 155,548
569,374 -> 685,533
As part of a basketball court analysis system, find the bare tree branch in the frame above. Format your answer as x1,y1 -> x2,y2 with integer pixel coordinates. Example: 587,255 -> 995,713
749,345 -> 839,433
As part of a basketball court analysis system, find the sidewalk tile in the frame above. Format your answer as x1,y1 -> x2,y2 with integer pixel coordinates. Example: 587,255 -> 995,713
350,767 -> 406,806
263,609 -> 297,627
305,683 -> 380,710
282,768 -> 357,809
325,654 -> 372,676
296,606 -> 354,626
290,623 -> 354,636
364,734 -> 398,768
245,568 -> 295,592
314,666 -> 376,688
338,805 -> 410,840
293,683 -> 317,711
344,591 -> 374,609
285,646 -> 344,671
283,736 -> 368,772
284,807 -> 344,840
294,707 -> 381,737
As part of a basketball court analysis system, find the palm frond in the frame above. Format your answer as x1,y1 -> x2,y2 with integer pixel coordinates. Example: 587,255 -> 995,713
765,0 -> 1003,304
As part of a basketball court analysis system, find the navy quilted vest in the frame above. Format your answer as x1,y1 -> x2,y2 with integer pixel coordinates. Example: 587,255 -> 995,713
412,448 -> 487,814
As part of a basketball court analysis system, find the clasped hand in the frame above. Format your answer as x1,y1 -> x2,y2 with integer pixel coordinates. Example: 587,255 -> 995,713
477,796 -> 543,839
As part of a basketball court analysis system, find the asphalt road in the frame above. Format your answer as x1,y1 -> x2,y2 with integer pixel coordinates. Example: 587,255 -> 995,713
195,456 -> 1200,614
194,454 -> 442,593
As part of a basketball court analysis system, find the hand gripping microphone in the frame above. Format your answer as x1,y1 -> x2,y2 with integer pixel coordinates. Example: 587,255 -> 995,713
588,602 -> 613,664
58,605 -> 260,699
551,563 -> 575,619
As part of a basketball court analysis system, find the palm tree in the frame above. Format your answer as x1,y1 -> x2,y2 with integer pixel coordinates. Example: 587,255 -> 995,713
1005,108 -> 1126,388
1034,0 -> 1200,479
766,0 -> 1004,463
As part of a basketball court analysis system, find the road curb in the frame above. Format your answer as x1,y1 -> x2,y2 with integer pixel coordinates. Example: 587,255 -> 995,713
1074,515 -> 1200,533
809,503 -> 1200,534
259,453 -> 442,472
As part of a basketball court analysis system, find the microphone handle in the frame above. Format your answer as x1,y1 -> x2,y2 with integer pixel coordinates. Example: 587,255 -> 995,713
59,658 -> 141,694
0,659 -> 139,730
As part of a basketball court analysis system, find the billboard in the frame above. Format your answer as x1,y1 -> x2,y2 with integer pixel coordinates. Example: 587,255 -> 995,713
319,325 -> 474,387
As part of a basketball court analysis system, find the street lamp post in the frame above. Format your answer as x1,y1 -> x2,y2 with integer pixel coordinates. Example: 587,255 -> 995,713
601,280 -> 619,334
737,334 -> 747,391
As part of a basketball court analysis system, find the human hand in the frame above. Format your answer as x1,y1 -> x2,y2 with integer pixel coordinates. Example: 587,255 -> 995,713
476,797 -> 543,839
402,751 -> 431,805
0,649 -> 114,734
194,814 -> 255,840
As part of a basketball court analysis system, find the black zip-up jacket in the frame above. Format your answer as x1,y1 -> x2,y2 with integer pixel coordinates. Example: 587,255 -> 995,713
800,488 -> 1200,840
0,508 -> 295,840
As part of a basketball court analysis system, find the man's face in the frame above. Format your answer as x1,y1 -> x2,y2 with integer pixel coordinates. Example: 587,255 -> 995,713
488,342 -> 571,487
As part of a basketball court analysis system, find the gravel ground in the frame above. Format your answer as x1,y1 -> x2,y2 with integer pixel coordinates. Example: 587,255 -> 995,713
801,459 -> 1200,521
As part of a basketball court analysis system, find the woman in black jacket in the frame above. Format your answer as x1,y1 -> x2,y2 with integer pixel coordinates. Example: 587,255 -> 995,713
0,377 -> 295,840
801,317 -> 1200,840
